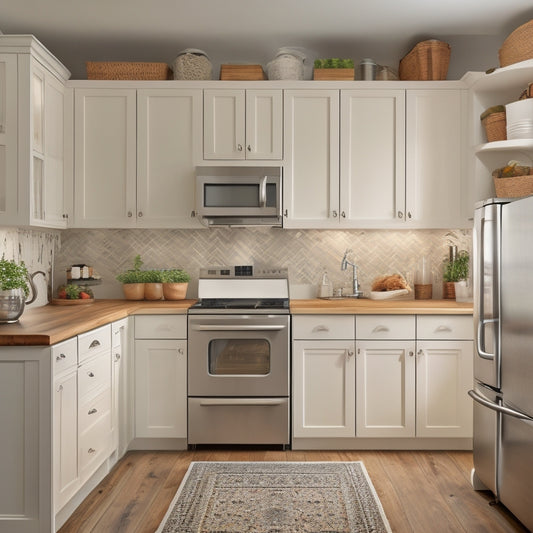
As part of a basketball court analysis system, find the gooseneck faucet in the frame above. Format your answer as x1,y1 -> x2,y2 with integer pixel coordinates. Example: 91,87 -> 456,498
341,249 -> 363,298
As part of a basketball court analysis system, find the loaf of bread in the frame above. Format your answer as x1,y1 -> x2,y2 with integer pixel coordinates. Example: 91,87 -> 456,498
371,274 -> 411,292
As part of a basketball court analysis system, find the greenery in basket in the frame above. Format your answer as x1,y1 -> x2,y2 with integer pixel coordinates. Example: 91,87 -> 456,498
314,58 -> 354,69
443,250 -> 470,282
160,269 -> 190,284
0,256 -> 30,296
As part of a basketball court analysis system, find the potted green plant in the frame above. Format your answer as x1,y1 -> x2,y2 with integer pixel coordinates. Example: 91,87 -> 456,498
442,249 -> 470,299
116,254 -> 146,300
313,58 -> 355,80
0,256 -> 30,323
142,269 -> 164,301
161,269 -> 190,300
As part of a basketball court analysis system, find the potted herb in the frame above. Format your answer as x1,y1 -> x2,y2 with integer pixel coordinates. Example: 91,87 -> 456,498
0,256 -> 30,323
142,269 -> 164,301
313,58 -> 355,80
116,255 -> 146,300
161,269 -> 190,300
442,248 -> 470,299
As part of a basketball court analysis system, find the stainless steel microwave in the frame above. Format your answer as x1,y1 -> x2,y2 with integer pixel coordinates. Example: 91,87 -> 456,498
195,166 -> 282,227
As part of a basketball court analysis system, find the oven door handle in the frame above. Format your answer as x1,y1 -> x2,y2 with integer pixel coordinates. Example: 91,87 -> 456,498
191,325 -> 286,331
199,398 -> 285,407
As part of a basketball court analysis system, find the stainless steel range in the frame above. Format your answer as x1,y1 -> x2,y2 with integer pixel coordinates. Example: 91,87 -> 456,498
187,266 -> 290,446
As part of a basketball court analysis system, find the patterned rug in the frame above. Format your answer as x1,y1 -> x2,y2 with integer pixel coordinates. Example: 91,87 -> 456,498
156,461 -> 392,533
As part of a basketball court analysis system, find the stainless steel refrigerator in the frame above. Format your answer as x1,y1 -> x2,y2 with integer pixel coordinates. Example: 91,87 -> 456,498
470,196 -> 533,531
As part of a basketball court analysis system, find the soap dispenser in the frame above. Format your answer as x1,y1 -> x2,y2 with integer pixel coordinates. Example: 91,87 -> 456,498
318,269 -> 333,298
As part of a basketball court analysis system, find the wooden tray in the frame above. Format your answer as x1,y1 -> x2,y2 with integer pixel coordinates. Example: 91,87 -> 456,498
51,298 -> 95,305
313,68 -> 354,80
219,64 -> 266,80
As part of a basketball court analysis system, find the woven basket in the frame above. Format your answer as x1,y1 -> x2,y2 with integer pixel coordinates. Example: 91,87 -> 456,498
86,62 -> 172,80
499,19 -> 533,67
399,40 -> 451,80
493,174 -> 533,198
482,112 -> 507,142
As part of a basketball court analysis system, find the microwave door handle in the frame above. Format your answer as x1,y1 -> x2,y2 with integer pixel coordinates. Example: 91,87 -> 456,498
259,176 -> 267,207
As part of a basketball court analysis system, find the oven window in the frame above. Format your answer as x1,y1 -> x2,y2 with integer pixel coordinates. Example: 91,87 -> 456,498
208,339 -> 270,375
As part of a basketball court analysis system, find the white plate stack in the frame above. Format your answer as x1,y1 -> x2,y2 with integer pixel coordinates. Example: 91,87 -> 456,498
506,99 -> 533,139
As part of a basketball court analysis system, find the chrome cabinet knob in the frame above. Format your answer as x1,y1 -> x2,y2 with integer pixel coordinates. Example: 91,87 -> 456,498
398,211 -> 404,219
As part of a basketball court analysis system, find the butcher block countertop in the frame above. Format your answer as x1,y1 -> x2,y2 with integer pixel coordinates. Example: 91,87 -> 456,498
0,298 -> 473,346
0,299 -> 196,346
290,298 -> 473,315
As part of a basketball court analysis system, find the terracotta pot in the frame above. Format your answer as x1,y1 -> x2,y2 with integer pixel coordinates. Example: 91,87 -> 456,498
122,283 -> 144,300
442,281 -> 456,300
163,282 -> 188,300
144,283 -> 163,300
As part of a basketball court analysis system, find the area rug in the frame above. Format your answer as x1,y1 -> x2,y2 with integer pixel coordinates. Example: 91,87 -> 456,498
156,461 -> 392,533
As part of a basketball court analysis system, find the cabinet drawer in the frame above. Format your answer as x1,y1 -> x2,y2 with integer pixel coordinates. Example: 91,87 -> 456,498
356,315 -> 415,339
135,315 -> 186,339
78,352 -> 111,401
79,411 -> 112,479
292,315 -> 355,340
52,337 -> 77,375
79,387 -> 111,433
78,324 -> 111,363
417,315 -> 473,340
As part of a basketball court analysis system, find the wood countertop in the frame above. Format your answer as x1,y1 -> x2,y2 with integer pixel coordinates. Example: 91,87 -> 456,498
0,299 -> 196,346
290,298 -> 473,315
0,297 -> 472,346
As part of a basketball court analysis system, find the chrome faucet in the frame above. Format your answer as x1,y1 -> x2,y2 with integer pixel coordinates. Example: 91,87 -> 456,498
341,249 -> 363,298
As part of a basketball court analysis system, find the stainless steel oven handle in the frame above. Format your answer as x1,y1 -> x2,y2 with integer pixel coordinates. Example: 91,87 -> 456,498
191,325 -> 286,331
468,390 -> 533,422
199,398 -> 285,407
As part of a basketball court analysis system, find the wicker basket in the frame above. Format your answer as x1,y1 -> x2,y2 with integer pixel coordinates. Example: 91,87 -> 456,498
482,111 -> 507,142
493,174 -> 533,198
399,40 -> 451,80
499,19 -> 533,67
86,62 -> 172,80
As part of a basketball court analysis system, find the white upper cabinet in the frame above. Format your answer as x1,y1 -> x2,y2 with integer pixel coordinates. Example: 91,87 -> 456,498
405,89 -> 469,228
204,89 -> 282,160
74,88 -> 137,227
137,89 -> 202,228
73,87 -> 203,228
340,90 -> 405,227
0,36 -> 70,228
283,89 -> 340,227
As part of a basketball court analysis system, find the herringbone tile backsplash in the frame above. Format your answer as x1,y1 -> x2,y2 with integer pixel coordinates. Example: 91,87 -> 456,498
56,228 -> 472,299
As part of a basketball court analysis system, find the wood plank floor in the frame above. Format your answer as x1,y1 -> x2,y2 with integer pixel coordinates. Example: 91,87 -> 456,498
59,449 -> 528,533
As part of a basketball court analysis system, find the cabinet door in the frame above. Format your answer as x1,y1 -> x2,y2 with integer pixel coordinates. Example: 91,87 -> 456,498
284,90 -> 340,228
293,339 -> 355,438
341,90 -> 406,227
416,340 -> 473,437
74,88 -> 136,227
245,89 -> 282,160
137,89 -> 203,227
356,340 -> 415,437
406,89 -> 468,228
134,339 -> 187,438
112,318 -> 130,456
0,54 -> 18,224
203,89 -> 245,159
53,370 -> 79,512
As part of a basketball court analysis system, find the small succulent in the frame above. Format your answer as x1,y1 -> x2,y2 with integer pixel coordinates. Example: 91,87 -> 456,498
314,58 -> 354,69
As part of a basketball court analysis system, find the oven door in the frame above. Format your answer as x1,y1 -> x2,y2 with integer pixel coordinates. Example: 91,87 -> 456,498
188,314 -> 290,397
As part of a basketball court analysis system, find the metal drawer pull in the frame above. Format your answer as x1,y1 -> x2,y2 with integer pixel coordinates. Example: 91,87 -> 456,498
468,390 -> 533,422
435,325 -> 452,332
87,371 -> 95,377
312,325 -> 329,332
372,326 -> 390,333
88,408 -> 97,415
114,353 -> 121,362
347,350 -> 354,357
89,339 -> 101,349
192,325 -> 285,331
88,448 -> 96,454
200,399 -> 284,407
56,353 -> 67,362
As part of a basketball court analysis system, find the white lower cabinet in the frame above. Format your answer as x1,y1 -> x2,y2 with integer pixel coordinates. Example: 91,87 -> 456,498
356,340 -> 416,437
134,316 -> 187,440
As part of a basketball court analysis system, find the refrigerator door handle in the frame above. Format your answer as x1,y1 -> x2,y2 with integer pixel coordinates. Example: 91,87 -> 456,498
476,318 -> 498,360
468,389 -> 533,422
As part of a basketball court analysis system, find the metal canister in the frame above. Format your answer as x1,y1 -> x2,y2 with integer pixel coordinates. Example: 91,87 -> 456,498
358,58 -> 377,80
